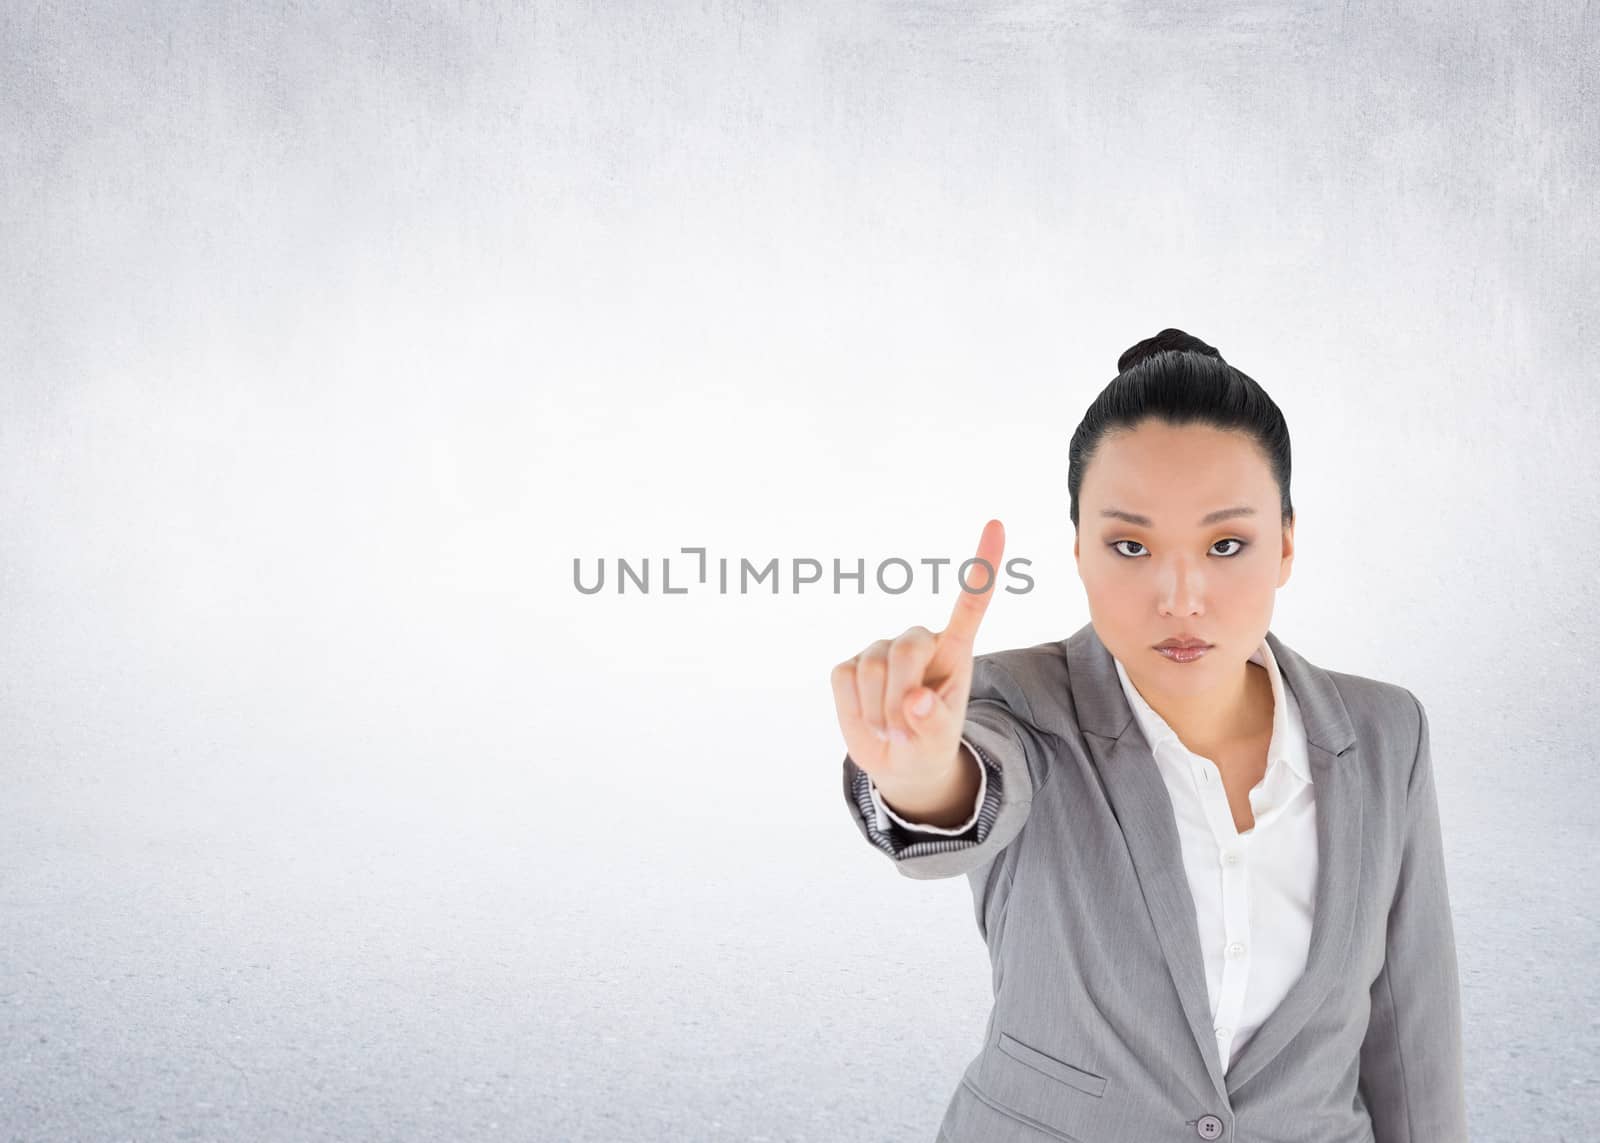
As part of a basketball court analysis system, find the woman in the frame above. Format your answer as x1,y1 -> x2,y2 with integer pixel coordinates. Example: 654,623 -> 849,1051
830,329 -> 1466,1143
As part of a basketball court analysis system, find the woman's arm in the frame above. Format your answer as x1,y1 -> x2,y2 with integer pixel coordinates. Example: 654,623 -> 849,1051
1357,694 -> 1469,1141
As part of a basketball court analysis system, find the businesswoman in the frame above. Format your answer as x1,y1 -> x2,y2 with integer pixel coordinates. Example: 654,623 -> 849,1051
830,328 -> 1467,1143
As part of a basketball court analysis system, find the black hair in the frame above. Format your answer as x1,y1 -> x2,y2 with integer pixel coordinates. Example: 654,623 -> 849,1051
1067,327 -> 1294,531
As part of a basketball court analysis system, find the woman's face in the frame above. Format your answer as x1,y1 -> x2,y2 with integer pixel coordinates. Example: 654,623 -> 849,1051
1073,419 -> 1294,699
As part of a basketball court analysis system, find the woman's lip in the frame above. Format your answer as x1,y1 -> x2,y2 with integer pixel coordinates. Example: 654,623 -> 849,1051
1155,644 -> 1212,662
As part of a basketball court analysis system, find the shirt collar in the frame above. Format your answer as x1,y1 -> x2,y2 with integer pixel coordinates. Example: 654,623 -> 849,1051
1111,638 -> 1312,784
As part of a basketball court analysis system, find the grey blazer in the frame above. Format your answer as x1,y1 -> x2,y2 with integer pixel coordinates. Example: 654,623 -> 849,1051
841,621 -> 1467,1143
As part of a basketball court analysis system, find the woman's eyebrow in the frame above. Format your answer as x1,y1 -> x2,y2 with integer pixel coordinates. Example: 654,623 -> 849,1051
1098,506 -> 1258,527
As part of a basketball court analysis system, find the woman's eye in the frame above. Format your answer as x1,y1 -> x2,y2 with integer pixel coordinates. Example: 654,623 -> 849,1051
1109,539 -> 1249,558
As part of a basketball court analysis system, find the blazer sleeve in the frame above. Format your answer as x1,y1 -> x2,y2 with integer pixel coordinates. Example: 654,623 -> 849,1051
840,655 -> 1047,881
1357,692 -> 1469,1141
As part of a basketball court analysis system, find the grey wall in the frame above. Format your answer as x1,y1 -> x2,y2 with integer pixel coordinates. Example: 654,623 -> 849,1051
2,2 -> 1595,1140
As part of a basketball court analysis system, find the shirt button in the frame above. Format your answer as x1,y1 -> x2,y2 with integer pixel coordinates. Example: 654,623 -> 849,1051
1215,1027 -> 1230,1038
1196,1112 -> 1225,1138
1222,850 -> 1241,865
1227,942 -> 1246,958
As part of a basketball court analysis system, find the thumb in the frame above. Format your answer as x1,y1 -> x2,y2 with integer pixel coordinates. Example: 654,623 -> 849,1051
905,686 -> 948,728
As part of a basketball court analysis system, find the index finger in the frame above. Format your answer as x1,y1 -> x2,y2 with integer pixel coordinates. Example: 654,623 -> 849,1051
942,517 -> 1005,650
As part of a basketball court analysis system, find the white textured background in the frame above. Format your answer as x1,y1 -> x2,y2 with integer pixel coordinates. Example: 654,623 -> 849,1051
3,2 -> 1596,1140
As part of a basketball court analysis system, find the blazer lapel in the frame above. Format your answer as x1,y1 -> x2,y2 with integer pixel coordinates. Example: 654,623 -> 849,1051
1056,623 -> 1362,1102
1221,631 -> 1362,1094
1086,724 -> 1232,1101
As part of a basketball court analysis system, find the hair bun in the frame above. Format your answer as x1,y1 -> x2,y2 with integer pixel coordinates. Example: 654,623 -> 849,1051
1117,328 -> 1223,373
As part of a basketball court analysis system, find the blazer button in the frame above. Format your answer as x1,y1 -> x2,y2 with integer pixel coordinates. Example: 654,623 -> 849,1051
1195,1114 -> 1224,1138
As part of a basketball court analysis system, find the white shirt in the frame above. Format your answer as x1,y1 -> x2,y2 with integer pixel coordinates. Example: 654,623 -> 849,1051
867,639 -> 1317,1073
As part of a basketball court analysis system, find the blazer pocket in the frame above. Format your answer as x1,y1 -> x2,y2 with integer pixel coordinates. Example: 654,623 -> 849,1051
996,1032 -> 1108,1098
